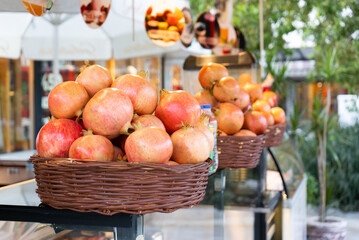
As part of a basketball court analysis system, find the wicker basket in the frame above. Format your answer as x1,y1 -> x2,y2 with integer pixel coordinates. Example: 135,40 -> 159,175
217,135 -> 265,169
264,123 -> 286,147
31,155 -> 212,215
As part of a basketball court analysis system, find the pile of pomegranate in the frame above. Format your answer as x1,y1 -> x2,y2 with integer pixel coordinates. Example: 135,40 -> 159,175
36,65 -> 214,165
194,63 -> 286,137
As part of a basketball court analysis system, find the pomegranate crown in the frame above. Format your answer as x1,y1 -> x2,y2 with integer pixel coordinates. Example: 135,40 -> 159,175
137,70 -> 149,79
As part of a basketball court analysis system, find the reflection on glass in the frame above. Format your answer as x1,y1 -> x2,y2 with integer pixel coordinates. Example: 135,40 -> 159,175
80,0 -> 111,29
145,0 -> 184,47
195,12 -> 220,49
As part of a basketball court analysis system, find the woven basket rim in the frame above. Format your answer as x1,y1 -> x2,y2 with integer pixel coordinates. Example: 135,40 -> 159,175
218,134 -> 265,140
30,155 -> 213,174
265,123 -> 287,131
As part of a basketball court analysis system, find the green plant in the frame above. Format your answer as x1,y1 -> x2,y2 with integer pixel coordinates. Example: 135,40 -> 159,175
307,173 -> 319,205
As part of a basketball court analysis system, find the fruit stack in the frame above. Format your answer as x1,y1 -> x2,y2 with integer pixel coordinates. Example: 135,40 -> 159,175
193,63 -> 286,168
32,65 -> 213,215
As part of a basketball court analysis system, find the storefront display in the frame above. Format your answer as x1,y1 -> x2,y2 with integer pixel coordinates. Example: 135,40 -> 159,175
0,1 -> 309,239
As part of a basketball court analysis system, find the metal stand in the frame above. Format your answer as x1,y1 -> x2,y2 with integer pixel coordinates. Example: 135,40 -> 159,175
0,204 -> 144,240
213,169 -> 226,240
268,147 -> 289,197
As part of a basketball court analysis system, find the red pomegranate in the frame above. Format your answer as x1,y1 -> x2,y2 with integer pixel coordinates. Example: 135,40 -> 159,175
217,129 -> 227,136
155,90 -> 201,133
252,100 -> 271,114
271,107 -> 286,124
69,133 -> 114,161
243,83 -> 263,103
166,160 -> 179,165
262,112 -> 275,125
213,76 -> 240,102
113,146 -> 125,161
262,91 -> 278,107
36,119 -> 82,158
125,127 -> 173,163
132,114 -> 165,131
229,88 -> 250,111
194,90 -> 217,107
243,110 -> 268,135
238,73 -> 253,87
198,63 -> 229,89
83,88 -> 133,139
48,81 -> 89,119
111,74 -> 158,115
171,126 -> 211,164
76,65 -> 113,97
234,129 -> 257,136
214,103 -> 244,135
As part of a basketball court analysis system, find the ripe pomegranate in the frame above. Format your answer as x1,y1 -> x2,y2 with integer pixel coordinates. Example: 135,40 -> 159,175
243,83 -> 263,103
252,100 -> 271,114
83,88 -> 133,139
213,76 -> 240,102
198,63 -> 229,89
69,133 -> 114,161
271,107 -> 286,124
132,114 -> 165,131
76,65 -> 113,97
194,90 -> 217,107
262,112 -> 275,125
217,129 -> 227,136
214,103 -> 244,135
166,160 -> 179,165
36,119 -> 82,158
234,129 -> 257,137
155,90 -> 201,133
111,74 -> 158,115
125,127 -> 173,163
171,126 -> 211,164
262,91 -> 278,107
48,81 -> 89,119
238,73 -> 252,87
243,110 -> 268,135
195,115 -> 215,153
229,88 -> 250,111
113,146 -> 125,161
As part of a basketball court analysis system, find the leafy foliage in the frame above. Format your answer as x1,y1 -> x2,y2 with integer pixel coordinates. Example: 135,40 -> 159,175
300,120 -> 359,211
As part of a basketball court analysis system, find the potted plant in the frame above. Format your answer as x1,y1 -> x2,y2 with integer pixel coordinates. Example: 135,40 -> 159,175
306,47 -> 347,239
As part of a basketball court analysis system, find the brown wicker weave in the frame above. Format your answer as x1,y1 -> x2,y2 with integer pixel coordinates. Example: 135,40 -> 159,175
31,155 -> 212,215
264,123 -> 287,147
217,135 -> 265,169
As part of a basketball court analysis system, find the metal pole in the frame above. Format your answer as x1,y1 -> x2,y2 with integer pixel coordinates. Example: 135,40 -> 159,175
259,0 -> 264,79
53,24 -> 60,85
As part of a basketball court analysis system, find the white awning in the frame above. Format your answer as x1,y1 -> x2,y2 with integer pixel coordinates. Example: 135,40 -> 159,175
0,13 -> 32,58
22,14 -> 112,60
